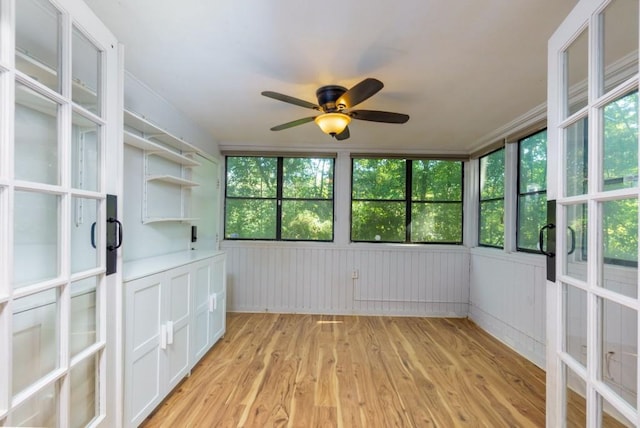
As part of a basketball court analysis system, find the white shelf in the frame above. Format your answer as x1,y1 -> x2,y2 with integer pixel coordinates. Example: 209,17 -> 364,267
123,131 -> 200,166
146,175 -> 199,187
142,217 -> 199,225
124,110 -> 200,154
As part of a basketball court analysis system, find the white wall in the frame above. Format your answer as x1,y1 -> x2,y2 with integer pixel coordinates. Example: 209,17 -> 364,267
222,242 -> 469,316
121,72 -> 221,262
468,249 -> 547,368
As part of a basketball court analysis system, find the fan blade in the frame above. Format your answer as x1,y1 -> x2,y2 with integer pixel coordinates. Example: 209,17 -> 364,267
270,116 -> 317,131
261,91 -> 320,110
335,126 -> 350,141
335,78 -> 384,109
350,110 -> 409,123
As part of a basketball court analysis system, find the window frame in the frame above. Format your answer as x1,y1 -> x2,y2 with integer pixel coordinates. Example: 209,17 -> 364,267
478,147 -> 505,248
350,157 -> 464,244
224,155 -> 335,242
516,129 -> 548,254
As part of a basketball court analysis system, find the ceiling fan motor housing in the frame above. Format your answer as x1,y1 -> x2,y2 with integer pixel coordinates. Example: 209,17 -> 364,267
316,85 -> 347,112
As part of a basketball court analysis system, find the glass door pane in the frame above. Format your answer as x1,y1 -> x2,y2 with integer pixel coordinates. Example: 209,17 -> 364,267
71,197 -> 99,274
565,29 -> 589,117
15,0 -> 60,93
72,113 -> 101,192
13,191 -> 59,287
15,84 -> 60,185
601,0 -> 639,96
72,26 -> 101,115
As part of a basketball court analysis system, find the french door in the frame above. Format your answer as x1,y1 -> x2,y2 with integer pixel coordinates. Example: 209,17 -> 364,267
0,0 -> 121,426
547,0 -> 640,426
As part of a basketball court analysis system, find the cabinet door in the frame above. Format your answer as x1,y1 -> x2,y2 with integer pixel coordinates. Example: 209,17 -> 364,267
164,266 -> 192,391
125,273 -> 164,427
191,260 -> 212,363
210,254 -> 227,343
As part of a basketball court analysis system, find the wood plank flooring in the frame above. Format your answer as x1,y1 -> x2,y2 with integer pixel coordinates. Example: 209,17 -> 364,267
139,313 -> 620,427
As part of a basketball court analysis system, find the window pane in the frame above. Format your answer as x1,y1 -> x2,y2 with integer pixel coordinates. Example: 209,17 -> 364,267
15,0 -> 60,93
72,26 -> 101,115
281,200 -> 333,240
352,158 -> 405,200
72,112 -> 101,192
283,157 -> 333,199
479,149 -> 504,199
565,118 -> 588,197
15,83 -> 59,185
519,131 -> 547,194
351,201 -> 405,242
565,203 -> 588,282
412,160 -> 462,201
71,197 -> 99,274
601,0 -> 639,96
14,191 -> 59,287
564,284 -> 587,367
226,157 -> 277,198
602,198 -> 638,272
225,199 -> 276,239
71,277 -> 98,357
12,381 -> 58,427
564,29 -> 588,117
601,298 -> 637,410
602,91 -> 638,191
13,288 -> 59,395
411,202 -> 461,242
479,199 -> 504,247
70,355 -> 99,428
518,193 -> 547,251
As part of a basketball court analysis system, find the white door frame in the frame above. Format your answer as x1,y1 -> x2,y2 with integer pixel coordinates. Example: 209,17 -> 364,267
547,0 -> 639,426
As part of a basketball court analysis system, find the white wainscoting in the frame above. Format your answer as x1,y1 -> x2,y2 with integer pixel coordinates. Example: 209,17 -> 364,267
221,242 -> 470,317
468,248 -> 547,368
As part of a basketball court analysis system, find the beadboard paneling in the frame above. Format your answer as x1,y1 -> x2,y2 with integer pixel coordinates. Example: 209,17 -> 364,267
469,249 -> 547,368
222,243 -> 470,317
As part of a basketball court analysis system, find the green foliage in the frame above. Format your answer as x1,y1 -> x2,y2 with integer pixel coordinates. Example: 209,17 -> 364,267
518,194 -> 546,251
282,200 -> 333,241
224,156 -> 334,240
283,158 -> 333,198
352,159 -> 405,199
351,158 -> 463,243
479,199 -> 504,247
603,199 -> 638,262
411,203 -> 462,242
351,201 -> 406,242
225,199 -> 276,239
412,160 -> 462,201
603,92 -> 638,190
479,149 -> 505,247
480,149 -> 504,199
518,130 -> 547,252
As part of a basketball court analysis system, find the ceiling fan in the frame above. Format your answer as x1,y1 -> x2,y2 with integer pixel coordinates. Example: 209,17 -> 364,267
261,78 -> 409,140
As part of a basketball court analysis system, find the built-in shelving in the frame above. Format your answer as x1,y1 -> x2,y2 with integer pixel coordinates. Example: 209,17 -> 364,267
146,175 -> 199,187
124,109 -> 201,223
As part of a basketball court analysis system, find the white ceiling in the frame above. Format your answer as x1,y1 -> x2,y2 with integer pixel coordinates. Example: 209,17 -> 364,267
85,0 -> 577,154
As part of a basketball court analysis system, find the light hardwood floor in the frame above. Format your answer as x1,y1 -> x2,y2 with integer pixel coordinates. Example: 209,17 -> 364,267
139,313 -> 617,427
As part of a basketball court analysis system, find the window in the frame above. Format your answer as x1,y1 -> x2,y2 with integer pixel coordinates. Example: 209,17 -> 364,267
478,148 -> 504,247
351,158 -> 463,243
517,130 -> 547,252
225,156 -> 334,241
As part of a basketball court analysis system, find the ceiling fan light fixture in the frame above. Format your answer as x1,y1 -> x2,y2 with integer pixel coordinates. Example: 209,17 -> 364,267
314,112 -> 351,136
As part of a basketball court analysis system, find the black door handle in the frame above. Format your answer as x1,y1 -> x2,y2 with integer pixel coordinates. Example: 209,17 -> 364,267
539,223 -> 556,257
107,217 -> 123,251
90,222 -> 97,249
567,226 -> 576,255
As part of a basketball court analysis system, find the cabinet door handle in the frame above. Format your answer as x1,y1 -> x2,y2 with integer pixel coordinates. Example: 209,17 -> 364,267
90,222 -> 97,249
166,321 -> 174,345
107,217 -> 123,251
209,294 -> 217,312
160,324 -> 167,350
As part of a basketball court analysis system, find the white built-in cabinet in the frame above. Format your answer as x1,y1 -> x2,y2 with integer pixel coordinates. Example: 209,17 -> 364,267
123,110 -> 201,223
123,252 -> 226,427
